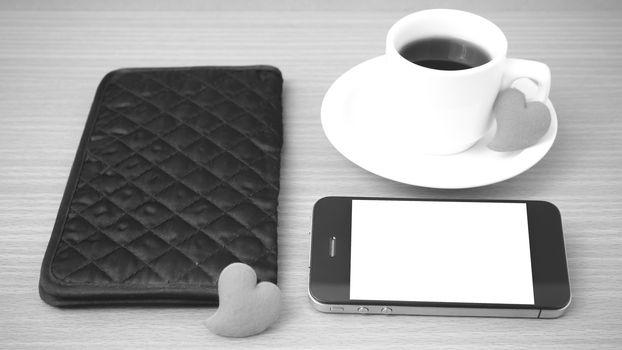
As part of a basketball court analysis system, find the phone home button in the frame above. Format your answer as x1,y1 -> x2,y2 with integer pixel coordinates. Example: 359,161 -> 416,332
357,306 -> 369,313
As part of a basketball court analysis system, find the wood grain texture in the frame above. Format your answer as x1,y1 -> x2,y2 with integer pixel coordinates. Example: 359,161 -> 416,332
2,0 -> 622,12
0,8 -> 621,350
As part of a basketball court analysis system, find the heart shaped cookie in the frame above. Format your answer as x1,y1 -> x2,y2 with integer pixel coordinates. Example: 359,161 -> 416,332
488,88 -> 551,152
206,263 -> 281,338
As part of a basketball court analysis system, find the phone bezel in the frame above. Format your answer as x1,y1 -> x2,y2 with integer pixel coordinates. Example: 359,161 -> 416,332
308,196 -> 571,311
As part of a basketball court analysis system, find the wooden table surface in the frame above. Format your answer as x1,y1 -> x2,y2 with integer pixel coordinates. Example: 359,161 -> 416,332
1,3 -> 621,349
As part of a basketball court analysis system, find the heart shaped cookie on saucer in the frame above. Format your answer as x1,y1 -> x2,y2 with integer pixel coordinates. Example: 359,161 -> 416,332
488,88 -> 551,152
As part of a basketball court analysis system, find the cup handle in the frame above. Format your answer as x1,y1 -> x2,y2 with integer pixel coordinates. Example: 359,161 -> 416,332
501,58 -> 551,103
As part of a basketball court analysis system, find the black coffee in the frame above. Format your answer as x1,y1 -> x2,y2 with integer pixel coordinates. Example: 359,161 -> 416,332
399,37 -> 491,71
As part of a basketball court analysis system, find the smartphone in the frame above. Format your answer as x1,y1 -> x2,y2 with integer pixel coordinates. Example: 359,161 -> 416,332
308,197 -> 571,318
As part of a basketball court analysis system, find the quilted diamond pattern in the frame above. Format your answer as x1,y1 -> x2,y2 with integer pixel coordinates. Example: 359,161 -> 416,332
40,66 -> 282,306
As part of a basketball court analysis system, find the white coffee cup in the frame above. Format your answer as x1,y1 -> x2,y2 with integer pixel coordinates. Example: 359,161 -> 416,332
384,9 -> 551,155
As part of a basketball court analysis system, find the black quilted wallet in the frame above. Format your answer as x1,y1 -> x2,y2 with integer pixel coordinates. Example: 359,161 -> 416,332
39,66 -> 283,306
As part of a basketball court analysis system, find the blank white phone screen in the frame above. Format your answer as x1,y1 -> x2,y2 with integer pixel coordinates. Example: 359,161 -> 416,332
349,200 -> 534,305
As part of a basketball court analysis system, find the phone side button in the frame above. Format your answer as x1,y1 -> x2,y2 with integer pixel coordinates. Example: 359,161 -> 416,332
381,307 -> 392,314
330,306 -> 344,312
308,231 -> 312,268
357,307 -> 369,313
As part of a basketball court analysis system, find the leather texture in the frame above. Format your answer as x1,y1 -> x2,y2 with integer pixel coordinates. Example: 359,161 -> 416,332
39,66 -> 283,306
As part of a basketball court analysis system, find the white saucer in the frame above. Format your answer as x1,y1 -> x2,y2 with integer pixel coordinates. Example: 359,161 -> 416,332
321,55 -> 558,189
